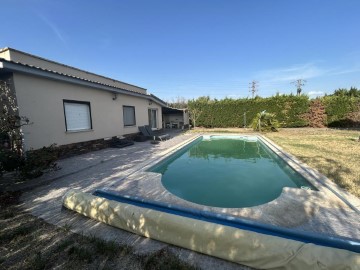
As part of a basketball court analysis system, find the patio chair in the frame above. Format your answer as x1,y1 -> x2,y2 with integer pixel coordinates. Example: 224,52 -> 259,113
140,126 -> 170,141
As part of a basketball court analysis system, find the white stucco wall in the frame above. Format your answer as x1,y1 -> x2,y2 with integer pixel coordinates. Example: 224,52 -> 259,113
183,110 -> 189,125
0,49 -> 10,60
13,73 -> 162,150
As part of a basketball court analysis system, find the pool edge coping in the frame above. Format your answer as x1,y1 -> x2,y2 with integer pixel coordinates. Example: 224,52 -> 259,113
106,132 -> 360,213
105,134 -> 202,190
93,133 -> 360,247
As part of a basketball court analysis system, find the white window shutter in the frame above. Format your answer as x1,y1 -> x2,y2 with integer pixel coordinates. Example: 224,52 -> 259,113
64,102 -> 91,131
123,106 -> 136,126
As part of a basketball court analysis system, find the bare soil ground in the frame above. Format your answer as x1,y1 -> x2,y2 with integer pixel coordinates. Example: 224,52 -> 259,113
0,191 -> 196,270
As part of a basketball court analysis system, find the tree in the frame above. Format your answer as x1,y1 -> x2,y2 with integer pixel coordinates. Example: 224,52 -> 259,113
166,96 -> 188,109
187,96 -> 212,128
333,88 -> 348,96
1,80 -> 59,177
0,80 -> 31,152
332,87 -> 360,97
188,107 -> 202,129
348,87 -> 360,97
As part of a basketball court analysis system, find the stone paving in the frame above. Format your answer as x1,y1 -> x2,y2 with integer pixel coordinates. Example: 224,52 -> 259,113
20,130 -> 359,269
20,131 -> 250,270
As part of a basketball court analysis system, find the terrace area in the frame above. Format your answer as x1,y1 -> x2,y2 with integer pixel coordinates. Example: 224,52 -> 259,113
1,128 -> 359,269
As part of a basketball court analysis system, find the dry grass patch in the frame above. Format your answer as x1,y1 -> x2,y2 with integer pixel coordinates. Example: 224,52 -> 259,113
0,191 -> 196,270
265,128 -> 360,198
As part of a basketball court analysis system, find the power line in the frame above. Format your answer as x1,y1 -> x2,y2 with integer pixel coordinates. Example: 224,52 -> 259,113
291,79 -> 307,95
249,80 -> 259,98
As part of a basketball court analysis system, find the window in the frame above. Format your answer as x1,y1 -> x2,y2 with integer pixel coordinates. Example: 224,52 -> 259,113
63,100 -> 92,131
123,106 -> 136,126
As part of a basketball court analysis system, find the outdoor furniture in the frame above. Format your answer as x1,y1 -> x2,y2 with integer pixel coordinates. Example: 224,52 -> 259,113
139,126 -> 170,141
138,126 -> 151,138
171,122 -> 179,129
109,137 -> 134,148
145,125 -> 170,141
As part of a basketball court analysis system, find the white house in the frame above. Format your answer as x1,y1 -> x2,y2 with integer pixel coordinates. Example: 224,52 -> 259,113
0,47 -> 167,153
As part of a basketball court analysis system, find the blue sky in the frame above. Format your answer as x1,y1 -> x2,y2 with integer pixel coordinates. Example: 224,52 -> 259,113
1,0 -> 360,101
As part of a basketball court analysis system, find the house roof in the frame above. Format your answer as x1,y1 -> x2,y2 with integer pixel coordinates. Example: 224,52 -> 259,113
0,47 -> 147,92
162,107 -> 187,114
0,56 -> 167,107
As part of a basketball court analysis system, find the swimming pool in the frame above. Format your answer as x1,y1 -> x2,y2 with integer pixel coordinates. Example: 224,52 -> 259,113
149,135 -> 316,208
88,134 -> 360,257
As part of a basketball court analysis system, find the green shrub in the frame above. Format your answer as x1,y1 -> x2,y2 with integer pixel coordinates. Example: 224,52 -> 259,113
188,95 -> 309,128
188,93 -> 360,128
0,149 -> 23,173
251,111 -> 280,132
20,144 -> 59,179
323,96 -> 360,127
0,143 -> 59,178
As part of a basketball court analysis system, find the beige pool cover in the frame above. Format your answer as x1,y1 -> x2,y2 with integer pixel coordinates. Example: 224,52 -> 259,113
63,189 -> 360,270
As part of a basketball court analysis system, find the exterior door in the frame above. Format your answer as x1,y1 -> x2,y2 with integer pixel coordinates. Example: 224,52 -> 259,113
148,109 -> 157,129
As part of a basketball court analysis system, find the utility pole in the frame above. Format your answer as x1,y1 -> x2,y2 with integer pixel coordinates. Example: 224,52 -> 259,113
243,111 -> 247,128
249,80 -> 259,98
291,79 -> 306,96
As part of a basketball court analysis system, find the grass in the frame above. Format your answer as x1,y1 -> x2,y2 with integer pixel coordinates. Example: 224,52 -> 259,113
142,249 -> 193,270
0,191 -> 197,270
0,224 -> 35,242
54,238 -> 74,252
62,222 -> 72,232
29,252 -> 47,270
88,234 -> 118,257
264,128 -> 360,198
68,246 -> 94,263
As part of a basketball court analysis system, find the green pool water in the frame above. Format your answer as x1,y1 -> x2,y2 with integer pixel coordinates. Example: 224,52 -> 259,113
149,136 -> 316,208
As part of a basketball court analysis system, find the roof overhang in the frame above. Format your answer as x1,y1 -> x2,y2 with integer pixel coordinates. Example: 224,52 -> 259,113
0,59 -> 167,107
162,107 -> 187,114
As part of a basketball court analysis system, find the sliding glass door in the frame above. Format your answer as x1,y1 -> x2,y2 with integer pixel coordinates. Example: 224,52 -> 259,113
148,109 -> 157,129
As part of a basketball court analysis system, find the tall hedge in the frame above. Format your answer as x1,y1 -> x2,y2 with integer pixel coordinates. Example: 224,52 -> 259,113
323,96 -> 360,127
188,94 -> 360,128
188,95 -> 310,128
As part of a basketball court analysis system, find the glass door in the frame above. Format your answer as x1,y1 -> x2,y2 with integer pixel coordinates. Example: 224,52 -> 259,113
148,109 -> 157,129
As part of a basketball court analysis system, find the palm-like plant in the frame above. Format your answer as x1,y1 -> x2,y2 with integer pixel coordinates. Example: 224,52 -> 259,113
251,110 -> 280,132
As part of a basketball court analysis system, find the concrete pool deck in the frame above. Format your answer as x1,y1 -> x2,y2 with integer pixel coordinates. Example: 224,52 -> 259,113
98,134 -> 360,239
21,131 -> 249,269
20,131 -> 359,269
